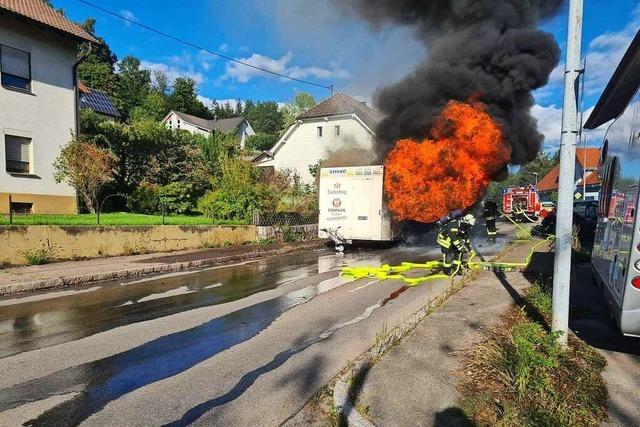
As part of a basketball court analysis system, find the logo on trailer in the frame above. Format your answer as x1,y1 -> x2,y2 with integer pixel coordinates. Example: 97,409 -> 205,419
332,198 -> 342,208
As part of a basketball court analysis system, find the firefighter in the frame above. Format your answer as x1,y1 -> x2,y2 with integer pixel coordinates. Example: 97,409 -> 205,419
483,201 -> 498,238
436,218 -> 462,276
457,214 -> 476,259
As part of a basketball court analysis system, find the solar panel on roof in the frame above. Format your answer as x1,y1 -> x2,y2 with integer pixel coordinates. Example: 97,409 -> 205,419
80,89 -> 121,118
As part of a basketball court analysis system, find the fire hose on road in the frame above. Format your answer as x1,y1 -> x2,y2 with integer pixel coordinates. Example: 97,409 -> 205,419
341,214 -> 554,286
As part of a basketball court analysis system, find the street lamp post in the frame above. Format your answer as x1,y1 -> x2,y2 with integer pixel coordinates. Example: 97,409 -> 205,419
552,0 -> 583,346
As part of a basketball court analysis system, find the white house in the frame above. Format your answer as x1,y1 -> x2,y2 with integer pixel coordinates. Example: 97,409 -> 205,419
161,110 -> 255,149
0,0 -> 97,214
253,93 -> 382,184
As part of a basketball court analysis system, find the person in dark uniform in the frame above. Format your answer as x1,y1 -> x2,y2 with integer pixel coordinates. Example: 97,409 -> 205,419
437,218 -> 462,276
457,214 -> 476,264
483,201 -> 498,238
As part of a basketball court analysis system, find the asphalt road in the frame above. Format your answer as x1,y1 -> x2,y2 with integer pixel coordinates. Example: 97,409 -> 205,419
0,224 -> 515,426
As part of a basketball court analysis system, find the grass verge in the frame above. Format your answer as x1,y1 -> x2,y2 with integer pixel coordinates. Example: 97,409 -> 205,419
458,279 -> 607,426
0,212 -> 249,226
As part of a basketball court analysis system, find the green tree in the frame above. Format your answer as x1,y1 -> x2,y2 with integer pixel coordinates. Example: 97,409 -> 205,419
485,152 -> 559,203
235,99 -> 244,116
130,91 -> 168,122
113,56 -> 151,119
167,77 -> 210,118
246,132 -> 278,152
247,101 -> 284,135
77,19 -> 118,93
282,92 -> 316,129
200,131 -> 240,178
54,139 -> 115,213
152,70 -> 170,96
197,157 -> 274,221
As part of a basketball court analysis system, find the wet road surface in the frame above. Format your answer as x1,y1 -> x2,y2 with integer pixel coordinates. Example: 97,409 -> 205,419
0,226 -> 514,426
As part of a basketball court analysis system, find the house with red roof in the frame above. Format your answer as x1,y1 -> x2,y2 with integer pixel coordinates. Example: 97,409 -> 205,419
537,147 -> 601,201
1,0 -> 97,214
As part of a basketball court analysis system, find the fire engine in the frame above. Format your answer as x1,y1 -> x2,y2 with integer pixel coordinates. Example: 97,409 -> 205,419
502,186 -> 543,222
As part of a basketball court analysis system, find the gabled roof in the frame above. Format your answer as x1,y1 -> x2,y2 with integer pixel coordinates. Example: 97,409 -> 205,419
168,110 -> 246,133
171,110 -> 212,130
583,171 -> 601,186
585,29 -> 640,129
212,116 -> 245,133
297,92 -> 382,132
537,166 -> 559,192
0,0 -> 98,43
537,149 -> 602,192
79,81 -> 120,118
575,147 -> 600,169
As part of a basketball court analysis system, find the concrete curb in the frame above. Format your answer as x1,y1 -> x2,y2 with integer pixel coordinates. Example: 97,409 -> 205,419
332,243 -> 518,426
332,277 -> 461,427
333,356 -> 376,427
333,252 -> 510,427
0,240 -> 328,296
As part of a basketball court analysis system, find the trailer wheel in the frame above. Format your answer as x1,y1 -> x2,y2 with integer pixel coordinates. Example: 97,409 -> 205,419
335,244 -> 345,252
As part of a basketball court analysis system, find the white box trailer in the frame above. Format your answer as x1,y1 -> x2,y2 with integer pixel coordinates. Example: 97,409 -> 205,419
318,165 -> 399,250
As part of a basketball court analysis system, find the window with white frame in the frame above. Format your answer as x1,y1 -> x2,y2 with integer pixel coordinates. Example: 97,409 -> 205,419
5,135 -> 31,173
1,45 -> 31,91
317,126 -> 323,137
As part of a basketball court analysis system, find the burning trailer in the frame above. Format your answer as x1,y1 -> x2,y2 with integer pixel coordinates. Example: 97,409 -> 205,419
318,166 -> 400,251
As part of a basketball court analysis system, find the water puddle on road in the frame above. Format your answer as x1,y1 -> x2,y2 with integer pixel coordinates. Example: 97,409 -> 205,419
0,271 -> 359,426
0,246 -> 433,425
0,247 -> 428,358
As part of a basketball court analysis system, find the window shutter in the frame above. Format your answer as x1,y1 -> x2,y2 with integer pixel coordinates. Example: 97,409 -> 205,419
1,45 -> 30,79
5,135 -> 31,162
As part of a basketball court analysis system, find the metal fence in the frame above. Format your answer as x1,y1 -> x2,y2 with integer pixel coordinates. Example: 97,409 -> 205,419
252,211 -> 318,226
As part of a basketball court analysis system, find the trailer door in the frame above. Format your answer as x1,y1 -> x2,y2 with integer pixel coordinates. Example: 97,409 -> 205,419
348,177 -> 376,239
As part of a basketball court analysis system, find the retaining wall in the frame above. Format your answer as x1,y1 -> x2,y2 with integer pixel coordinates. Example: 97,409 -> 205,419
256,224 -> 318,241
0,225 -> 256,266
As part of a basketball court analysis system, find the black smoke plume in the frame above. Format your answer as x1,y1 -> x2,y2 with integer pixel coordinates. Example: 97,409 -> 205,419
338,0 -> 562,166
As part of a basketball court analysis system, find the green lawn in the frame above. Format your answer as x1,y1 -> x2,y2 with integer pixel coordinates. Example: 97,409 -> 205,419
0,212 -> 249,226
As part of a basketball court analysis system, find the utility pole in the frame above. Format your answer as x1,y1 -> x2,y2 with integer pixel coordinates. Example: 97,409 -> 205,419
552,0 -> 583,346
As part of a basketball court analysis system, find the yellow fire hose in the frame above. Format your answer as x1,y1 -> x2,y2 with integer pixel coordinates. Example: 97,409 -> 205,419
341,216 -> 554,286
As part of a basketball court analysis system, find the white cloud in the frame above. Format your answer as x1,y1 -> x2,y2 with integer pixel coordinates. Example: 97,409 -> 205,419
218,43 -> 229,53
532,103 -> 563,150
141,60 -> 204,85
120,9 -> 137,27
583,4 -> 640,96
531,104 -> 608,153
223,52 -> 349,83
536,5 -> 640,105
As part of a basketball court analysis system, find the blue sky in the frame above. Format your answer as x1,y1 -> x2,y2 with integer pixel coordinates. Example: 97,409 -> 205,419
53,0 -> 640,150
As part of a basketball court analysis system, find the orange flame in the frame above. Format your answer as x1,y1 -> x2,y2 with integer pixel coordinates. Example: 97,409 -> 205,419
383,100 -> 511,223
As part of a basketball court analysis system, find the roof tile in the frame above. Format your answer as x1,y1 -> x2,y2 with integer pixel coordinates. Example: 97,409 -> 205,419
298,93 -> 382,131
0,0 -> 98,43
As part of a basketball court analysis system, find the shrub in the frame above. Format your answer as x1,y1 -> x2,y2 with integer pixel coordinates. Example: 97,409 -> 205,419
246,132 -> 278,152
128,182 -> 161,214
159,182 -> 199,214
128,182 -> 200,215
197,157 -> 277,221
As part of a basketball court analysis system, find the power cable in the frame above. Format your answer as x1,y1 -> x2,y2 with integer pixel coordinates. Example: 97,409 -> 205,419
77,0 -> 334,92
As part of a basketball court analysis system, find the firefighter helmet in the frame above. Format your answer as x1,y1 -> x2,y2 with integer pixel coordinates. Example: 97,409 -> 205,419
464,214 -> 476,226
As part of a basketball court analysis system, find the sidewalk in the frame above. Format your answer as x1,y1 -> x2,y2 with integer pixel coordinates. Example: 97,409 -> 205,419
0,240 -> 326,296
354,241 -> 640,426
356,239 -> 540,426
